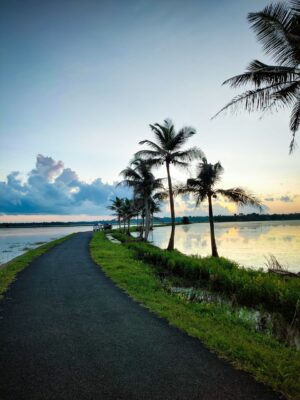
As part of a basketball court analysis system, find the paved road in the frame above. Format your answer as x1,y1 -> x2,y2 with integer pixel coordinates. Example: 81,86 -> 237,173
0,232 -> 282,400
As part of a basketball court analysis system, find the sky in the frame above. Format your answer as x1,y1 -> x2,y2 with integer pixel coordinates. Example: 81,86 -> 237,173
0,0 -> 299,222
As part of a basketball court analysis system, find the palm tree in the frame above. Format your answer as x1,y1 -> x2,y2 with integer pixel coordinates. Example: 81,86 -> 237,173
119,158 -> 164,241
149,195 -> 162,230
176,158 -> 262,257
120,198 -> 136,234
214,1 -> 300,153
135,119 -> 203,250
107,197 -> 124,230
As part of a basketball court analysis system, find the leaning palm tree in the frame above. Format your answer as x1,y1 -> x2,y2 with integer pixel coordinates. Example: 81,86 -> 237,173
119,158 -> 164,241
176,158 -> 262,257
214,1 -> 300,153
135,119 -> 203,250
107,196 -> 124,230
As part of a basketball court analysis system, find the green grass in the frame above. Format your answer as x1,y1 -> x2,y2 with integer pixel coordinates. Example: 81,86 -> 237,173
90,232 -> 300,400
112,231 -> 300,322
0,235 -> 72,297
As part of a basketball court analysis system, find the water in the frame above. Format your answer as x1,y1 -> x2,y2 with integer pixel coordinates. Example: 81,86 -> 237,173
2,221 -> 300,272
146,220 -> 300,272
0,226 -> 93,265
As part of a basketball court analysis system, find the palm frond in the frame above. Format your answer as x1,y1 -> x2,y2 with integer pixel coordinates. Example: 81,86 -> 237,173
172,147 -> 204,163
289,98 -> 300,152
217,188 -> 262,210
170,126 -> 196,150
149,120 -> 174,149
119,167 -> 141,181
171,160 -> 189,169
223,60 -> 299,88
196,160 -> 224,187
138,140 -> 164,154
173,184 -> 196,196
153,190 -> 169,201
134,149 -> 162,160
212,82 -> 294,118
273,81 -> 300,107
248,2 -> 300,66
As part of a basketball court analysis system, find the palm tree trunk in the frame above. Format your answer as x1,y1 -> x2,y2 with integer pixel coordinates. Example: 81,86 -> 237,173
166,162 -> 175,250
208,194 -> 219,257
127,218 -> 131,235
144,199 -> 151,241
118,216 -> 121,231
139,215 -> 144,239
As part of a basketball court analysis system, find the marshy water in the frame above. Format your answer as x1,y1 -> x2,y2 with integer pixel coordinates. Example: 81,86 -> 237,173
147,220 -> 300,273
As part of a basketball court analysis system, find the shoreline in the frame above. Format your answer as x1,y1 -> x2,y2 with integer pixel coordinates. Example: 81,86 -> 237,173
1,213 -> 300,228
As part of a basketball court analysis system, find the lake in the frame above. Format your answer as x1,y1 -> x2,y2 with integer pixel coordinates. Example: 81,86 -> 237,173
0,226 -> 93,265
146,220 -> 300,273
1,221 -> 299,272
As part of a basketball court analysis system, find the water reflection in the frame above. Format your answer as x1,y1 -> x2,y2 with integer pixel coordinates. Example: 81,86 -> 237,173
0,226 -> 93,264
151,221 -> 300,272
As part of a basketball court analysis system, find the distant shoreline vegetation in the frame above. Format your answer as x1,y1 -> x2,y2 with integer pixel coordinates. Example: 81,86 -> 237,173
0,212 -> 299,228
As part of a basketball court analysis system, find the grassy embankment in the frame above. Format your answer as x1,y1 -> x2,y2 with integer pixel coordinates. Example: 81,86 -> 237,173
113,231 -> 300,320
0,235 -> 72,297
90,231 -> 300,400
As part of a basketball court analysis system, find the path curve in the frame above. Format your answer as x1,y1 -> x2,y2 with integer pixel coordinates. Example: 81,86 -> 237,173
0,232 -> 282,400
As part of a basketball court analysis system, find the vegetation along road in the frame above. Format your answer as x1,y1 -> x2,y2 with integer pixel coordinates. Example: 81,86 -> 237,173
0,232 -> 282,399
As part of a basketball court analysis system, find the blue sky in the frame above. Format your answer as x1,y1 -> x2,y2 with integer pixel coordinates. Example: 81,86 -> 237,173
0,0 -> 299,221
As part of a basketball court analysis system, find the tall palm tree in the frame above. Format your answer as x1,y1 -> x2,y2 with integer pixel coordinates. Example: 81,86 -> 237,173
176,158 -> 262,257
107,196 -> 124,230
119,158 -> 164,241
214,1 -> 300,153
135,119 -> 203,250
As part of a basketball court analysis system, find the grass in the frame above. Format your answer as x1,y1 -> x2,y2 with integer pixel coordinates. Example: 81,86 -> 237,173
90,231 -> 300,400
112,231 -> 300,322
0,235 -> 72,297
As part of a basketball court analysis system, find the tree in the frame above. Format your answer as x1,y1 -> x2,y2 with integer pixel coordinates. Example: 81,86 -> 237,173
107,197 -> 124,230
149,195 -> 162,230
214,1 -> 300,153
135,119 -> 203,250
120,198 -> 136,234
176,158 -> 262,257
119,158 -> 164,241
181,216 -> 190,224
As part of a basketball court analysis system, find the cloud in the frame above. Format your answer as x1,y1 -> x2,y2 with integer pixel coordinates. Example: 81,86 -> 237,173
279,195 -> 292,203
0,155 -> 131,215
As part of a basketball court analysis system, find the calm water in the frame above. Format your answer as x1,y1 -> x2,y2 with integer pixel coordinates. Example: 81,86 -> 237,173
0,226 -> 93,265
146,220 -> 300,272
1,221 -> 299,272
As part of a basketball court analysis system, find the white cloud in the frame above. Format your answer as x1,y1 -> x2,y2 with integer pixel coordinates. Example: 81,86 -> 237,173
0,155 -> 131,215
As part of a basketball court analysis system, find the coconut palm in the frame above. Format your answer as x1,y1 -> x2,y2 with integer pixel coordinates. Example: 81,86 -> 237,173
149,195 -> 162,230
214,1 -> 300,153
135,119 -> 203,250
176,158 -> 262,257
119,158 -> 164,241
120,198 -> 136,234
107,196 -> 124,230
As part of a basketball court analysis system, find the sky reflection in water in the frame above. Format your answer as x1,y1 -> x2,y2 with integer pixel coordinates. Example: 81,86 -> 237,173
149,221 -> 300,272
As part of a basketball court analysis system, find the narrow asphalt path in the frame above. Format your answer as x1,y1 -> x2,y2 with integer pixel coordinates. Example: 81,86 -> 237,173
0,232 -> 282,400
